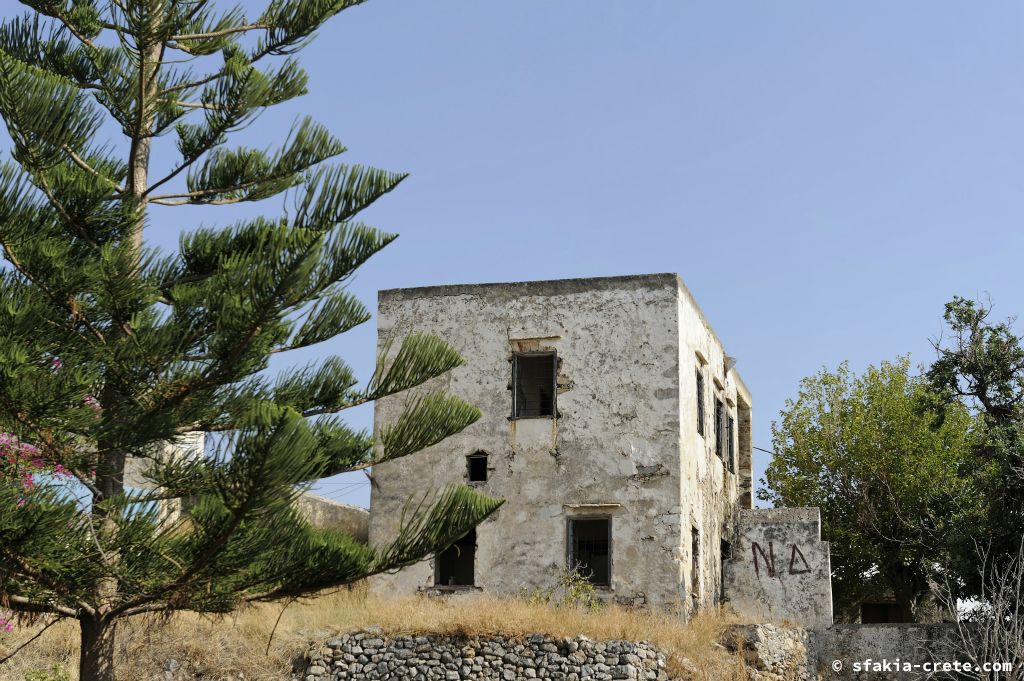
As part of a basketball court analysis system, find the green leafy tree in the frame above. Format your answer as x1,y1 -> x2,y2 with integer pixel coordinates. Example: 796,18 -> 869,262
0,3 -> 502,679
927,296 -> 1024,595
760,358 -> 975,622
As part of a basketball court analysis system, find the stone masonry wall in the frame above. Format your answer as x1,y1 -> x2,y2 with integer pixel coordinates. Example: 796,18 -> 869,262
723,624 -> 819,681
300,631 -> 670,681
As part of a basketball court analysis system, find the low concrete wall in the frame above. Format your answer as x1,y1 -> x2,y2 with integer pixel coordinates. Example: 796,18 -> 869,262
723,623 -> 966,681
297,493 -> 370,543
822,624 -> 962,680
302,630 -> 670,681
724,508 -> 833,629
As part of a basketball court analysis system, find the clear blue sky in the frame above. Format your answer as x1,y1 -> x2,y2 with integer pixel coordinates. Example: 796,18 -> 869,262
4,2 -> 1024,508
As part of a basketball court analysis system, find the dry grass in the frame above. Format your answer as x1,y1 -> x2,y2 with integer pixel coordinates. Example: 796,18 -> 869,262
0,586 -> 745,681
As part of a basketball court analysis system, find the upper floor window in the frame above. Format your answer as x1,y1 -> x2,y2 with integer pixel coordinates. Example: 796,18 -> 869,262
513,352 -> 556,418
696,369 -> 706,437
727,415 -> 736,473
715,398 -> 725,458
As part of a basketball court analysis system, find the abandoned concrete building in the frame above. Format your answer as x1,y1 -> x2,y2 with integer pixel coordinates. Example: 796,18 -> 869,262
367,273 -> 757,611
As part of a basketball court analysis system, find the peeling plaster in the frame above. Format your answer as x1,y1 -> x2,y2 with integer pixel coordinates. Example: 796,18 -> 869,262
367,274 -> 753,613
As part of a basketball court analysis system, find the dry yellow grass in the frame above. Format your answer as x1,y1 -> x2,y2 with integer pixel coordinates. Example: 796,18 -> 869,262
0,585 -> 745,681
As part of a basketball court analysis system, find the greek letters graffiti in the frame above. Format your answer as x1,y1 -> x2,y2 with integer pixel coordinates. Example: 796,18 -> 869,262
788,544 -> 811,574
751,542 -> 811,576
751,541 -> 775,576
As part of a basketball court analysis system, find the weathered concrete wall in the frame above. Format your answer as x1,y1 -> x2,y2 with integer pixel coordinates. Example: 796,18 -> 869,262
723,623 -> 966,681
367,274 -> 752,611
301,631 -> 670,681
297,492 -> 370,542
124,432 -> 205,489
676,278 -> 754,614
724,508 -> 833,629
822,624 -> 963,680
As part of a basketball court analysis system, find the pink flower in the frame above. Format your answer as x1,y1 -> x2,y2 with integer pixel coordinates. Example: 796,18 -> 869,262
2,432 -> 75,507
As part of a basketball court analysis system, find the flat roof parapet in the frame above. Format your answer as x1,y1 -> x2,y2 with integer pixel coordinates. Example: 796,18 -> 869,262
378,272 -> 680,302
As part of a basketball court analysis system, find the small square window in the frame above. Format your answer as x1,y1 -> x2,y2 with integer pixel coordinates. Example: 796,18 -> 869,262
513,352 -> 557,418
467,453 -> 488,482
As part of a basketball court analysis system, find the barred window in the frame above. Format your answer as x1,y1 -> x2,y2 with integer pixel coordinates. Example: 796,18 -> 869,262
513,352 -> 557,418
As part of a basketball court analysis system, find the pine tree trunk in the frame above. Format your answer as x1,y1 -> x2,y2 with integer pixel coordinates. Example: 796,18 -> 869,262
79,616 -> 116,681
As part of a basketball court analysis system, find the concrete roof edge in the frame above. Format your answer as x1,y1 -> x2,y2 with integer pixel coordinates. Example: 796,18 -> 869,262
297,491 -> 369,514
378,273 -> 679,302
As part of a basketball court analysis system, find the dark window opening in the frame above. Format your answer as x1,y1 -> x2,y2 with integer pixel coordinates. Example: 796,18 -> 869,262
569,518 -> 611,586
513,352 -> 557,418
436,529 -> 475,586
727,415 -> 736,473
860,602 -> 905,624
714,399 -> 724,458
720,539 -> 732,600
696,370 -> 705,436
691,526 -> 700,603
467,453 -> 488,482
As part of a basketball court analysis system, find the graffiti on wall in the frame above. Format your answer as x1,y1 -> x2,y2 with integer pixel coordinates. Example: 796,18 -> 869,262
751,541 -> 811,577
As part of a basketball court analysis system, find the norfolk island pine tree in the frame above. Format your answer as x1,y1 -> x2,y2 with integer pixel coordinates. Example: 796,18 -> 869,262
0,2 -> 503,679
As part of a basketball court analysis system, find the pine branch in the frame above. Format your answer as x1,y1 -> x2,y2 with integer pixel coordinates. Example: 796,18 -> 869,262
171,24 -> 267,41
61,146 -> 125,193
0,238 -> 106,343
1,551 -> 95,618
19,2 -> 99,49
5,595 -> 79,618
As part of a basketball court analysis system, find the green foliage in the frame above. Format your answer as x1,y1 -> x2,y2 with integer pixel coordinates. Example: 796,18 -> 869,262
520,566 -> 602,612
0,2 -> 502,678
23,666 -> 72,681
760,357 -> 976,621
926,297 -> 1024,597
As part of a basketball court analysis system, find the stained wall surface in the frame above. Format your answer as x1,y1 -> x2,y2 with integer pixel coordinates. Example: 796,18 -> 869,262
723,507 -> 834,628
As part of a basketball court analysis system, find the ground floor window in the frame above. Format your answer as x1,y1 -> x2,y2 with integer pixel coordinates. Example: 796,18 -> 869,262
436,528 -> 475,586
568,517 -> 611,586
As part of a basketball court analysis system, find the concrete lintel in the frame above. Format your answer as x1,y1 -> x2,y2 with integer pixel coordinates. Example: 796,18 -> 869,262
563,503 -> 623,514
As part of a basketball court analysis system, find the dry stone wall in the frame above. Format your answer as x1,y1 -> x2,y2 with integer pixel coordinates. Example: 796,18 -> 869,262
300,630 -> 670,681
723,624 -> 819,681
